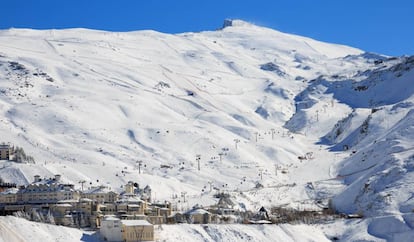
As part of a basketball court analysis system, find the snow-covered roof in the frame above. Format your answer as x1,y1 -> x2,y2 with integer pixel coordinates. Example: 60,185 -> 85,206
127,204 -> 140,208
57,199 -> 78,203
121,220 -> 152,226
103,216 -> 120,221
117,196 -> 143,204
55,203 -> 72,207
0,188 -> 18,194
249,220 -> 272,224
185,208 -> 210,215
24,182 -> 75,193
83,185 -> 113,194
120,192 -> 135,197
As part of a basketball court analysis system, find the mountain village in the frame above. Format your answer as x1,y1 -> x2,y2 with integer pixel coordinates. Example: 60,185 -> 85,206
0,142 -> 339,241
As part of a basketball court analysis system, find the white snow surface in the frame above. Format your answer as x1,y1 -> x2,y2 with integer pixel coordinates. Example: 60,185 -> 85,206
0,216 -> 329,242
0,216 -> 97,242
0,19 -> 414,241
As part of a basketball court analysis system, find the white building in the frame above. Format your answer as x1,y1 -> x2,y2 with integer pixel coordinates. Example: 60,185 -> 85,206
100,216 -> 154,241
100,216 -> 123,242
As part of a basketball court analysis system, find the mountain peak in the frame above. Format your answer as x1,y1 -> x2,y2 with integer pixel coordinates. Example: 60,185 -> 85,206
221,19 -> 254,29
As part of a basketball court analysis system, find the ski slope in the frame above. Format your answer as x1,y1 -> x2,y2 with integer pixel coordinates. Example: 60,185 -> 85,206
0,19 -> 414,241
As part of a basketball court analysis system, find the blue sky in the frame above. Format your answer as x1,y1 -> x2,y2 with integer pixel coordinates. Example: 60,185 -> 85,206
1,0 -> 413,56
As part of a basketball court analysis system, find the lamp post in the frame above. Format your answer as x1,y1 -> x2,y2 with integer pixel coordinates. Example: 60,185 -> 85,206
137,160 -> 143,174
196,155 -> 201,171
79,180 -> 86,191
181,191 -> 187,203
218,152 -> 224,162
258,169 -> 263,180
234,139 -> 240,150
271,128 -> 276,140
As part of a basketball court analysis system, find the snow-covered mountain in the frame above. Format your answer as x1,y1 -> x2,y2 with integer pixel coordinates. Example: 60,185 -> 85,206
1,19 -> 414,241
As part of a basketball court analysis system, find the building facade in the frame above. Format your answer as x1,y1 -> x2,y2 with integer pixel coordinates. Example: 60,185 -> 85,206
100,216 -> 123,241
0,188 -> 18,204
122,219 -> 154,242
100,216 -> 154,241
0,144 -> 12,160
19,175 -> 80,204
81,185 -> 118,203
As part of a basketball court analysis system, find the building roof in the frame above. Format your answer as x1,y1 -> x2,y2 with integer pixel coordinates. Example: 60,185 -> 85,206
122,220 -> 152,226
55,203 -> 72,207
57,199 -> 79,203
103,215 -> 121,221
26,182 -> 75,193
117,196 -> 143,204
0,188 -> 18,195
127,204 -> 140,208
249,220 -> 272,224
120,192 -> 135,197
83,185 -> 113,194
185,208 -> 211,215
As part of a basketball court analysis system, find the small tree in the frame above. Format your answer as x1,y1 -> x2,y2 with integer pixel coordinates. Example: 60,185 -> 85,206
12,146 -> 35,163
47,210 -> 56,225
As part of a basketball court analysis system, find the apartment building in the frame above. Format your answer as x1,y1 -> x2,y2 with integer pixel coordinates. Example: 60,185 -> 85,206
81,185 -> 118,203
19,175 -> 80,204
0,144 -> 12,160
100,216 -> 154,241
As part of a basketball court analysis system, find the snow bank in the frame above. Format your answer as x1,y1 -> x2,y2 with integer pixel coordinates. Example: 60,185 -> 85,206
0,216 -> 98,242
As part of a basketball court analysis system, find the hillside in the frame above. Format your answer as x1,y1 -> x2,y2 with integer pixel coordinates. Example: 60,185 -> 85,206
0,19 -> 414,241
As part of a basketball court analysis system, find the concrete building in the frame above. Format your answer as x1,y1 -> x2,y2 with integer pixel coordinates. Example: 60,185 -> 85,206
98,203 -> 117,215
116,194 -> 147,216
0,144 -> 12,160
145,202 -> 172,224
0,188 -> 18,204
184,207 -> 211,224
121,181 -> 152,203
19,175 -> 80,204
51,203 -> 73,226
81,185 -> 118,203
100,216 -> 123,242
122,219 -> 154,242
124,181 -> 135,194
100,216 -> 154,242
